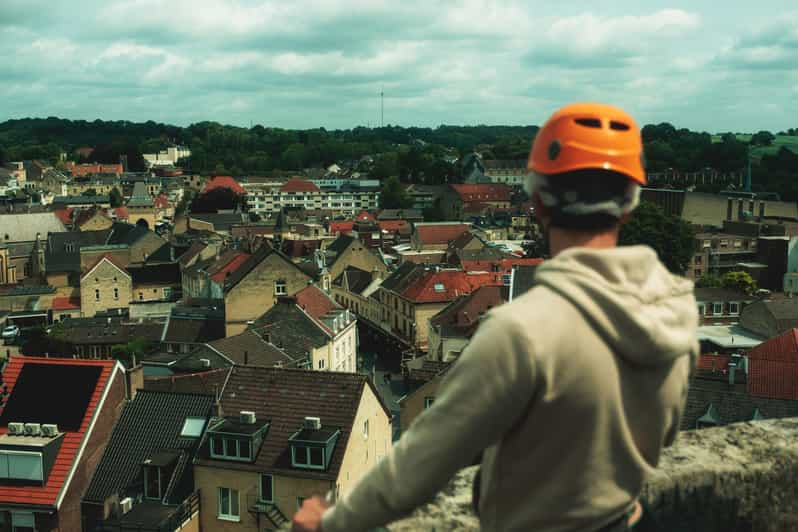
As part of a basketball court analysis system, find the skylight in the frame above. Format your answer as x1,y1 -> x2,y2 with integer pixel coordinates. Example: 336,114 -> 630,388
180,417 -> 206,438
433,283 -> 445,292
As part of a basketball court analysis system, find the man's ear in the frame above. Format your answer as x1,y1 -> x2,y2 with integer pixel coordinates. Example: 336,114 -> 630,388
618,212 -> 632,226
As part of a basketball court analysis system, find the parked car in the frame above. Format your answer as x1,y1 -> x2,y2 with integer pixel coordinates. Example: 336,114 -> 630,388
1,325 -> 20,339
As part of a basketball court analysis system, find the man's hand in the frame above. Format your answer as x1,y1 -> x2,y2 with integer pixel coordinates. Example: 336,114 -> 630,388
291,495 -> 330,532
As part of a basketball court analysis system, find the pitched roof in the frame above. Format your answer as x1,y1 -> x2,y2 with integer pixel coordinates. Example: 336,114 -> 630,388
224,243 -> 310,293
45,229 -> 111,273
80,254 -> 131,281
189,212 -> 248,232
402,269 -> 500,304
413,223 -> 470,246
0,356 -> 120,507
177,241 -> 207,267
354,210 -> 375,222
251,301 -> 331,360
326,234 -> 355,255
333,266 -> 374,294
0,212 -> 67,242
163,314 -> 226,345
83,391 -> 215,504
429,285 -> 507,337
107,222 -> 153,246
195,366 -> 389,481
694,288 -> 754,302
377,220 -> 410,233
53,208 -> 74,225
202,176 -> 245,195
144,368 -> 231,396
377,209 -> 423,221
280,177 -> 320,194
127,182 -> 154,207
209,252 -> 250,284
460,257 -> 543,274
746,328 -> 798,400
449,183 -> 512,202
207,330 -> 299,367
294,284 -> 341,320
153,194 -> 171,209
740,298 -> 798,339
328,221 -> 354,234
128,262 -> 181,286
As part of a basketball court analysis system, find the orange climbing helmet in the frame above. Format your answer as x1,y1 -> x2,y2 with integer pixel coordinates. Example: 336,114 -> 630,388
528,102 -> 646,185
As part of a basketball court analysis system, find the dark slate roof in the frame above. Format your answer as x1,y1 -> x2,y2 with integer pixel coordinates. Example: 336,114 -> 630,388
195,366 -> 390,481
332,266 -> 374,294
379,261 -> 420,293
163,314 -> 226,344
146,242 -> 188,264
45,230 -> 111,273
223,242 -> 309,292
682,379 -> 798,430
326,234 -> 355,255
189,212 -> 248,231
83,390 -> 215,504
740,298 -> 798,339
510,264 -> 538,301
58,317 -> 166,346
107,222 -> 150,246
206,330 -> 301,367
250,300 -> 329,362
694,288 -> 754,302
144,367 -> 231,396
128,262 -> 181,285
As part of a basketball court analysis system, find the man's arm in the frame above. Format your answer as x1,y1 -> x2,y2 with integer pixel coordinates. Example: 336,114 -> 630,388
321,312 -> 537,532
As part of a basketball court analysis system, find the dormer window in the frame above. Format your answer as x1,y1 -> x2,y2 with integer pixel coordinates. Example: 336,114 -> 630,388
289,417 -> 340,471
207,412 -> 268,463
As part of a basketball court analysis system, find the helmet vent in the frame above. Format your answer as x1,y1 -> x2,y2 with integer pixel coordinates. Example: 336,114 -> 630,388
574,118 -> 601,128
610,121 -> 631,131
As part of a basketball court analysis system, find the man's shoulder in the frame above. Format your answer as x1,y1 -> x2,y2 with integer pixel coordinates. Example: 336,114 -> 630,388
489,284 -> 578,330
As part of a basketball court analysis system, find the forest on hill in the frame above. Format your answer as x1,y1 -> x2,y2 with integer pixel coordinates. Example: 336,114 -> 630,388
1,117 -> 796,198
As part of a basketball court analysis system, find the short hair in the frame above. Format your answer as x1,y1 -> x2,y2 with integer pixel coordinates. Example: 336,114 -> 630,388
529,169 -> 639,231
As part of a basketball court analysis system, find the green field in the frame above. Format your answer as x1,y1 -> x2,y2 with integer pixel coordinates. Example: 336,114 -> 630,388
710,134 -> 798,161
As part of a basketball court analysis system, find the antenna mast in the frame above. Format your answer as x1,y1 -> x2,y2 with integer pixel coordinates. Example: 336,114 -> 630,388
380,88 -> 384,128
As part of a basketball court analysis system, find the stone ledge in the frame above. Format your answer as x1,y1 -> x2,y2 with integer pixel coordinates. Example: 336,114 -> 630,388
286,418 -> 798,531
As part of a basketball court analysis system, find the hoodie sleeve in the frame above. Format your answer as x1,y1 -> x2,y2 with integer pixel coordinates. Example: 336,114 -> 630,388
321,312 -> 537,532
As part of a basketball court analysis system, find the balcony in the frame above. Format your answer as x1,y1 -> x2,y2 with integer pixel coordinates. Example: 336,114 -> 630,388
248,492 -> 289,528
93,490 -> 200,532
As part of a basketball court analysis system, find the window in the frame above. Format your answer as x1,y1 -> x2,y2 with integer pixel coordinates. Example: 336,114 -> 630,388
292,445 -> 325,470
95,289 -> 100,301
113,287 -> 119,300
163,287 -> 172,299
363,419 -> 369,439
260,474 -> 274,503
433,283 -> 445,292
424,397 -> 435,409
144,465 -> 161,500
218,487 -> 240,521
180,417 -> 206,438
702,240 -> 710,248
729,302 -> 740,315
502,274 -> 512,286
712,303 -> 723,315
10,512 -> 35,532
734,240 -> 742,248
695,269 -> 702,277
139,292 -> 144,300
0,451 -> 43,482
318,359 -> 325,369
210,436 -> 252,461
697,304 -> 705,316
275,279 -> 287,296
694,255 -> 703,265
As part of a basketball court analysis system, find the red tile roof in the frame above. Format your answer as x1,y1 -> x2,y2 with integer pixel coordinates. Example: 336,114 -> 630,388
53,208 -> 74,225
696,353 -> 732,372
0,356 -> 118,507
746,328 -> 798,399
414,223 -> 470,245
378,220 -> 410,233
354,210 -> 376,222
402,270 -> 501,303
210,252 -> 251,284
51,297 -> 80,311
450,184 -> 512,202
65,162 -> 123,177
328,221 -> 354,235
153,194 -> 171,208
280,177 -> 320,194
203,175 -> 245,195
294,284 -> 341,320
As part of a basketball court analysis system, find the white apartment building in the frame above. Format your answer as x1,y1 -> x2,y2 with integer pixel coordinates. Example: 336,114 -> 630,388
243,177 -> 380,217
142,146 -> 192,167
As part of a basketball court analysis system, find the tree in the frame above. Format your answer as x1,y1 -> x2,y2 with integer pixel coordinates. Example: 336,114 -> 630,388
695,274 -> 723,288
109,187 -> 123,208
619,201 -> 694,275
379,176 -> 413,209
190,187 -> 243,213
722,271 -> 757,295
422,199 -> 445,222
111,338 -> 153,366
750,130 -> 775,147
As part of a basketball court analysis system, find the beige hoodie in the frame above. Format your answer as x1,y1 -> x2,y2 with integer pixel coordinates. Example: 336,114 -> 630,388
322,245 -> 698,532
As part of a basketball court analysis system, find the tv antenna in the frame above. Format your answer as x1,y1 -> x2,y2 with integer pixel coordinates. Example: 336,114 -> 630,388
380,88 -> 384,128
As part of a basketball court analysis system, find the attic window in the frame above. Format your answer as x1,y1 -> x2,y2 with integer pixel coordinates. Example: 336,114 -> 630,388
180,417 -> 206,438
433,283 -> 445,292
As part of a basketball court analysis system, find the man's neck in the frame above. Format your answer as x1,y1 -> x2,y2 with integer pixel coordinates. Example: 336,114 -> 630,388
548,226 -> 620,257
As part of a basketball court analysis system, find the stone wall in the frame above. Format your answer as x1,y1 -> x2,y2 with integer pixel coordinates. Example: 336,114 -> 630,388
284,419 -> 798,531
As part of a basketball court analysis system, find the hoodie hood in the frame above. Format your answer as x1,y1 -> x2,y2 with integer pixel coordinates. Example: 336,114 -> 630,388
534,245 -> 698,366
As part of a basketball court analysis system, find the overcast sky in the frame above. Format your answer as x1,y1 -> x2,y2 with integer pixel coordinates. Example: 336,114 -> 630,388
2,1 -> 797,132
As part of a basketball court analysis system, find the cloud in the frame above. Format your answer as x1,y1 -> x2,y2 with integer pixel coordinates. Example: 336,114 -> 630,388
721,13 -> 798,69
